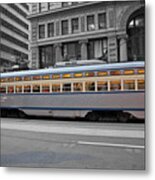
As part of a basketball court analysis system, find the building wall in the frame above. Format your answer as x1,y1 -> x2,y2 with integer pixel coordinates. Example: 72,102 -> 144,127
0,3 -> 30,72
29,1 -> 144,69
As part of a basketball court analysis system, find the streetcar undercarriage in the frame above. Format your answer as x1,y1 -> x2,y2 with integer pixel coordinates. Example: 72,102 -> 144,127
0,108 -> 143,123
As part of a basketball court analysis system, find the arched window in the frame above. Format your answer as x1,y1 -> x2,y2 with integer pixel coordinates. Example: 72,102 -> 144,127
127,8 -> 145,61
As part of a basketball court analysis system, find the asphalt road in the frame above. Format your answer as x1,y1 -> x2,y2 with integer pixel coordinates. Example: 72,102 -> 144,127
1,118 -> 145,170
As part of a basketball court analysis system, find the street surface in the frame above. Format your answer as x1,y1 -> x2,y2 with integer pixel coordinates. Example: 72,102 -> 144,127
1,118 -> 145,169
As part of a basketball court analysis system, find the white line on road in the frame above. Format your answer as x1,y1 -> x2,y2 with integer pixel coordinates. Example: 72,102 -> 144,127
78,141 -> 145,149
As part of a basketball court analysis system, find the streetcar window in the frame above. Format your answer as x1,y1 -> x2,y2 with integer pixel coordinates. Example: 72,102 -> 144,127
74,73 -> 83,78
110,80 -> 121,91
8,77 -> 14,82
33,76 -> 41,80
15,85 -> 22,93
62,74 -> 71,78
97,71 -> 108,76
15,77 -> 22,81
124,80 -> 135,90
0,86 -> 6,93
85,72 -> 95,77
73,82 -> 83,92
85,81 -> 95,91
24,76 -> 31,81
110,70 -> 121,76
62,83 -> 71,92
24,85 -> 31,93
137,69 -> 145,74
42,74 -> 50,80
8,86 -> 14,93
97,81 -> 108,91
123,69 -> 134,75
138,79 -> 145,90
52,84 -> 60,92
0,78 -> 7,83
52,74 -> 60,79
33,84 -> 40,93
42,84 -> 50,93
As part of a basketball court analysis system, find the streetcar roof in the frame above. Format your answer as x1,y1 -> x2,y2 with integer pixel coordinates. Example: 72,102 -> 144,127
0,61 -> 145,78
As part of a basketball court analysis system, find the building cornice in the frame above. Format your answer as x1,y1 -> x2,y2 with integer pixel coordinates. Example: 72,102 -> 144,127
28,1 -> 112,20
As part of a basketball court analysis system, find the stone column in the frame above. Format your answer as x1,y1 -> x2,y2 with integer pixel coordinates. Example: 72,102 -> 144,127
79,39 -> 88,60
119,35 -> 127,62
54,43 -> 62,62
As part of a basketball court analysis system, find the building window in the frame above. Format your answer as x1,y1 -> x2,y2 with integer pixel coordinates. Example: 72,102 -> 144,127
39,24 -> 45,39
20,3 -> 29,10
98,13 -> 106,29
48,22 -> 54,37
1,31 -> 28,50
71,18 -> 79,34
9,4 -> 27,18
1,19 -> 29,39
39,3 -> 47,12
62,42 -> 81,60
61,20 -> 69,35
88,38 -> 108,61
62,2 -> 71,7
87,15 -> 95,31
72,2 -> 79,5
127,8 -> 145,61
48,2 -> 61,10
39,45 -> 55,68
0,6 -> 28,29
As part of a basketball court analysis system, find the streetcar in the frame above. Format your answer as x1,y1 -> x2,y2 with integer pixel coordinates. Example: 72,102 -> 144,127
0,60 -> 145,122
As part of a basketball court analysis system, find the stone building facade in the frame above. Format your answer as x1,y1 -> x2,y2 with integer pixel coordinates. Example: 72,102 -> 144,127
28,1 -> 145,69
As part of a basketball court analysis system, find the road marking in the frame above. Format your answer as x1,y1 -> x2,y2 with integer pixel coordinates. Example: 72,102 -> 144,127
77,141 -> 145,149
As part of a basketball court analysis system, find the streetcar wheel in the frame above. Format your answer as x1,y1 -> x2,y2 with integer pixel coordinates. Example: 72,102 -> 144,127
18,110 -> 27,118
117,112 -> 129,123
1,109 -> 8,117
85,112 -> 100,121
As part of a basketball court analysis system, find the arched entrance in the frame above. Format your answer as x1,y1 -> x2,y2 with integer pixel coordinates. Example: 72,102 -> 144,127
127,8 -> 145,61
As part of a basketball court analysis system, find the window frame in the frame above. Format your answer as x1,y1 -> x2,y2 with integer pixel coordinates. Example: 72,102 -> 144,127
97,81 -> 108,91
110,80 -> 121,91
123,79 -> 136,91
73,82 -> 83,92
71,17 -> 79,34
61,20 -> 69,35
98,12 -> 106,29
85,81 -> 95,92
47,22 -> 54,37
38,24 -> 45,39
87,15 -> 95,31
62,83 -> 72,92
